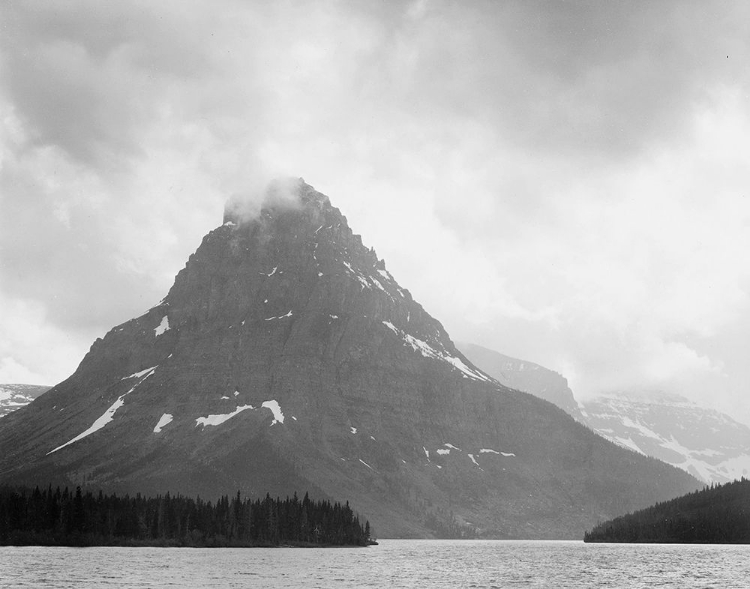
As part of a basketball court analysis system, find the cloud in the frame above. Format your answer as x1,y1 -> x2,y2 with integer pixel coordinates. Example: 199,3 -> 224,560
0,1 -> 218,168
0,297 -> 85,385
327,0 -> 750,160
445,87 -> 750,380
1,1 -> 750,425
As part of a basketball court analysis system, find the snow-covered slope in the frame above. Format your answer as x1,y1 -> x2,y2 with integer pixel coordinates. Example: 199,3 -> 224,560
580,393 -> 750,484
0,384 -> 50,418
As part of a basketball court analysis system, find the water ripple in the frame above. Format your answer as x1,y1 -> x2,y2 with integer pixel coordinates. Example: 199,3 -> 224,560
1,540 -> 749,588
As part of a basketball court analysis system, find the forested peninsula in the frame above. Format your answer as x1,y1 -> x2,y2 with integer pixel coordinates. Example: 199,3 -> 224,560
0,485 -> 373,547
584,477 -> 750,543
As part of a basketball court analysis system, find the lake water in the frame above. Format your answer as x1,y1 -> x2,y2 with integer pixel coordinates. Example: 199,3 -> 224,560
1,540 -> 748,588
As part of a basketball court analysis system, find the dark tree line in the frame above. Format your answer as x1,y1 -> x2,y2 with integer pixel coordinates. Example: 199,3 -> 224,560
0,485 -> 372,547
584,477 -> 750,543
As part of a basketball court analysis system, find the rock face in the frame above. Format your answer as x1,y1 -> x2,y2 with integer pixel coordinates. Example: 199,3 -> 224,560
579,393 -> 750,484
0,179 -> 700,538
0,385 -> 50,419
458,343 -> 583,421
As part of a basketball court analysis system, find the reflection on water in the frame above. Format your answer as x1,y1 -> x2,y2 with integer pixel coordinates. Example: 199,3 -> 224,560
1,539 -> 749,588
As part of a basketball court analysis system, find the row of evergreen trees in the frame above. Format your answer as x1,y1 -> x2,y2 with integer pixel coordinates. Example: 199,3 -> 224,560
584,477 -> 750,543
0,485 -> 372,547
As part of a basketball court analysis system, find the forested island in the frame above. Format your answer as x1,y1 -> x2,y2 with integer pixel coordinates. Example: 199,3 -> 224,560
0,485 -> 373,547
584,477 -> 750,543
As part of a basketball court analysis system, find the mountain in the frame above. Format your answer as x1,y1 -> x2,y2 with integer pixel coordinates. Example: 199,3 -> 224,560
0,384 -> 50,419
458,343 -> 583,420
579,393 -> 750,484
461,343 -> 750,485
0,179 -> 700,538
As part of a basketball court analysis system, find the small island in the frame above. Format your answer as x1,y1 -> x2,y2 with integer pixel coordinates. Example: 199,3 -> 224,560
584,477 -> 750,543
0,485 -> 374,547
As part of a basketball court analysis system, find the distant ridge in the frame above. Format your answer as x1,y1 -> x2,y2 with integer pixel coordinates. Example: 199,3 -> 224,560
0,384 -> 50,419
458,343 -> 582,419
462,344 -> 750,484
579,393 -> 750,484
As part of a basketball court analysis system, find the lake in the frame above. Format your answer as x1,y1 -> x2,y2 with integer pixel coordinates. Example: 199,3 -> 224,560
1,540 -> 748,588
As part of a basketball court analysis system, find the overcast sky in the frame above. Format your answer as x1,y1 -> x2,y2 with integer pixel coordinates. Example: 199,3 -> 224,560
2,1 -> 750,425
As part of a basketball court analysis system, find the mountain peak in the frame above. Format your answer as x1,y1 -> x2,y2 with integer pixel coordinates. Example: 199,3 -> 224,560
223,177 -> 331,226
0,180 -> 701,538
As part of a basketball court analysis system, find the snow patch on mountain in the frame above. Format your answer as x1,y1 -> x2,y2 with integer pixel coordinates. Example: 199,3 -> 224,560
382,322 -> 490,382
261,400 -> 284,425
376,268 -> 392,282
342,261 -> 370,289
375,268 -> 407,298
370,277 -> 388,294
265,311 -> 293,321
154,316 -> 170,337
0,396 -> 29,407
619,415 -> 663,441
581,394 -> 750,483
195,399 -> 286,428
479,448 -> 515,457
153,413 -> 173,433
122,366 -> 159,380
0,384 -> 50,418
607,436 -> 645,455
196,404 -> 255,427
467,454 -> 484,469
49,367 -> 157,454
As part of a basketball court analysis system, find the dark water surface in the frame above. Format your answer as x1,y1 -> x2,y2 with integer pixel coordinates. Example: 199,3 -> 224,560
1,539 -> 748,588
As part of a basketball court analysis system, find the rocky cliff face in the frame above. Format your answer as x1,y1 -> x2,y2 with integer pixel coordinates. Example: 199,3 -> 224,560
458,343 -> 583,421
0,179 -> 700,538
